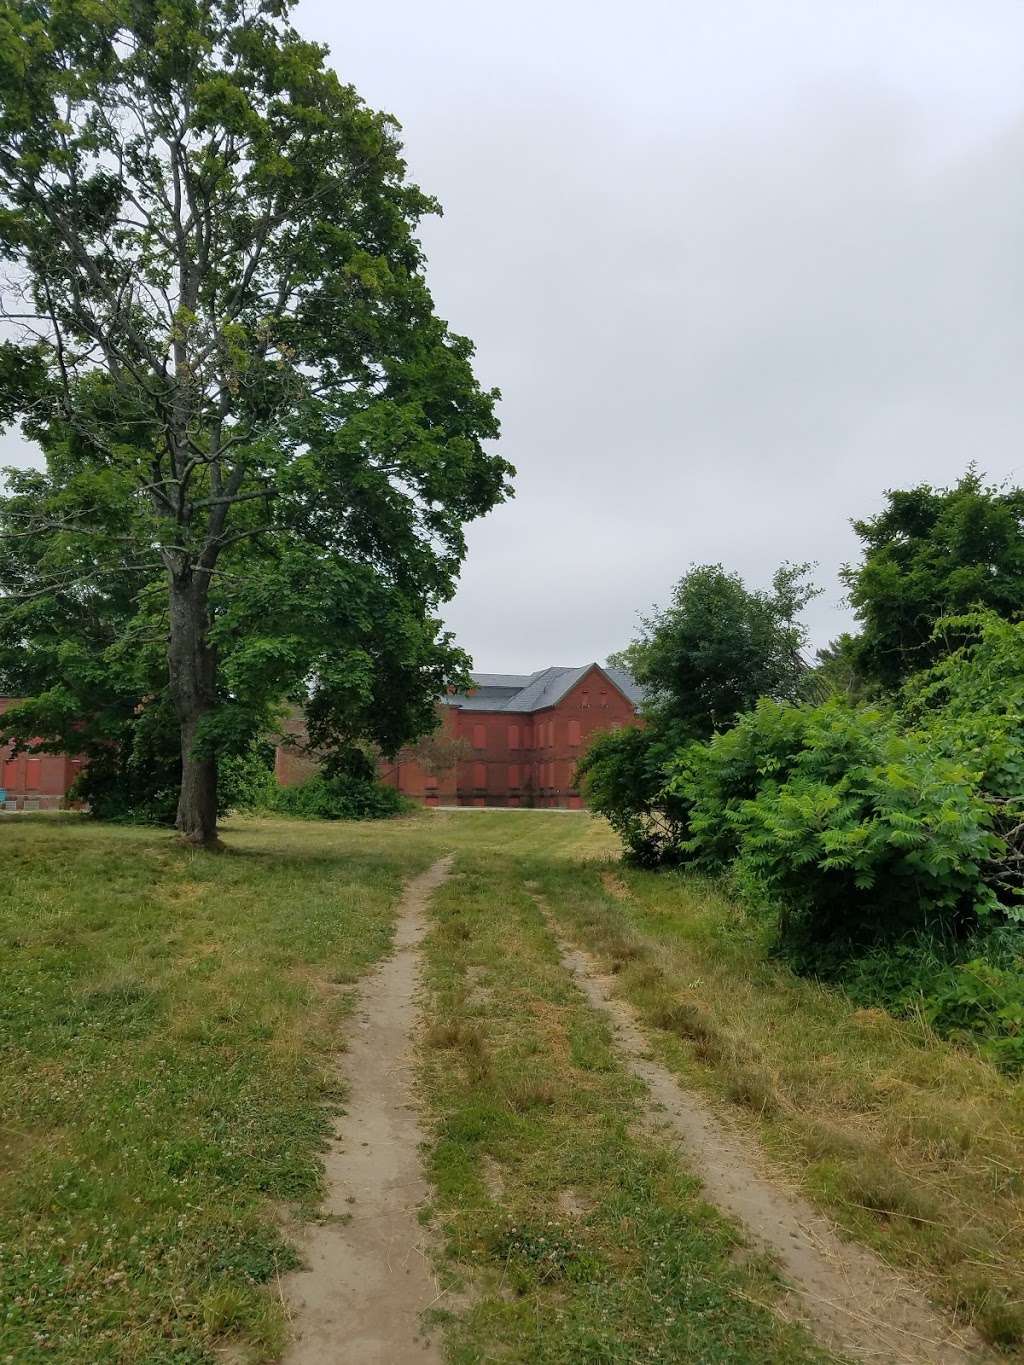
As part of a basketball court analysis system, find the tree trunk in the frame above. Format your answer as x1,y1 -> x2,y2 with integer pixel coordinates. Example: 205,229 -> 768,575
168,573 -> 219,847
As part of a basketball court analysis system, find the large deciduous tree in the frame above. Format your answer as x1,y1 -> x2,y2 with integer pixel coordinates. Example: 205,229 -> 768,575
0,0 -> 511,844
611,562 -> 818,742
842,470 -> 1024,690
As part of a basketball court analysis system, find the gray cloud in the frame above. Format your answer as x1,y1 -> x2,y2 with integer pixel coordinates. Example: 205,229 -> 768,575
8,1 -> 1024,671
291,0 -> 1024,670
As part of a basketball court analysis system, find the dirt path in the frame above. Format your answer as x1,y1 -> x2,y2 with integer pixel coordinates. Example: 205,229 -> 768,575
283,857 -> 452,1365
533,893 -> 988,1365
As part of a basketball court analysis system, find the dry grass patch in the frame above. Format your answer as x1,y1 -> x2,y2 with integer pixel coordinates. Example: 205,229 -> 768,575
537,857 -> 1024,1354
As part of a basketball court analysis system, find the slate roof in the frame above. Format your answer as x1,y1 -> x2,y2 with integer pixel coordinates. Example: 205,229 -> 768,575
444,664 -> 642,714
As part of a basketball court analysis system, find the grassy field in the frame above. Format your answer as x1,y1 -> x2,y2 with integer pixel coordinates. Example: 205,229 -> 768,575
0,815 -> 439,1363
2,809 -> 1022,1362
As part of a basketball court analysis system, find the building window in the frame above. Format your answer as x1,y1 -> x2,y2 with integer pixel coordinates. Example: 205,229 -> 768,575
508,763 -> 519,788
473,762 -> 486,788
600,691 -> 608,707
581,691 -> 590,709
567,719 -> 581,746
472,723 -> 486,749
508,723 -> 519,750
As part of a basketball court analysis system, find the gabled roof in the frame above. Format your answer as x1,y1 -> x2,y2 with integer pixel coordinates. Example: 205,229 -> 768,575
445,663 -> 642,714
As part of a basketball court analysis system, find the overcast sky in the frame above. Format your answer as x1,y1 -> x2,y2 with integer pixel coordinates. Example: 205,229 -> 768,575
6,1 -> 1024,673
302,0 -> 1024,671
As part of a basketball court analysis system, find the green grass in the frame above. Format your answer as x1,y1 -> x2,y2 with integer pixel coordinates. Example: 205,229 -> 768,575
532,857 -> 1024,1353
4,808 -> 1022,1361
416,839 -> 834,1364
0,813 -> 441,1363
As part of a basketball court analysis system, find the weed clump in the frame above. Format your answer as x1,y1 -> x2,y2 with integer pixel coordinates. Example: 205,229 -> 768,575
488,1220 -> 585,1284
724,1066 -> 778,1116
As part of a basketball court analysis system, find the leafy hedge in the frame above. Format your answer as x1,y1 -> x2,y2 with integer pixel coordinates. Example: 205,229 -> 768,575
75,729 -> 279,826
576,726 -> 691,867
269,773 -> 412,821
841,924 -> 1024,1073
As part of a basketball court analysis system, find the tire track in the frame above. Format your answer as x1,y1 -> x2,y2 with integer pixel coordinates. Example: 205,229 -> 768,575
283,857 -> 452,1364
530,888 -> 989,1365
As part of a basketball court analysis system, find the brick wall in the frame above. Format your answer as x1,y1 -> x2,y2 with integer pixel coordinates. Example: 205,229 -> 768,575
450,666 -> 639,807
0,698 -> 83,810
272,667 -> 642,810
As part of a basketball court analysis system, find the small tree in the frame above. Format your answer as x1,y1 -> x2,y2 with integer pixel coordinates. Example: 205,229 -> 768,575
620,562 -> 818,741
404,728 -> 470,780
0,0 -> 510,844
802,633 -> 876,705
842,469 -> 1024,689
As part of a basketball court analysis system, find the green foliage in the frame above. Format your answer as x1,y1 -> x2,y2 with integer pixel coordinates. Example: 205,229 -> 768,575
69,702 -> 184,825
841,924 -> 1024,1073
842,469 -> 1024,689
903,612 -> 1024,795
219,743 -> 279,816
922,957 -> 1024,1072
595,609 -> 1024,1068
576,726 -> 689,867
802,633 -> 878,704
666,700 -> 1000,949
271,773 -> 412,821
587,559 -> 819,866
0,0 -> 511,836
619,562 -> 818,740
68,727 -> 277,825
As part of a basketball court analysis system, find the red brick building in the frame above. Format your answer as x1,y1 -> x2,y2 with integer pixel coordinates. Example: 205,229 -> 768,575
0,698 -> 83,811
275,665 -> 642,808
375,663 -> 643,808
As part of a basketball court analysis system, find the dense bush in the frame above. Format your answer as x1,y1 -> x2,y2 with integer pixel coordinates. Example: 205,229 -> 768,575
608,561 -> 816,739
576,726 -> 691,866
841,924 -> 1024,1072
270,773 -> 412,821
74,727 -> 279,825
71,703 -> 194,825
902,613 -> 1024,902
666,699 -> 1001,949
219,746 -> 279,814
842,471 -> 1024,689
587,609 -> 1024,1069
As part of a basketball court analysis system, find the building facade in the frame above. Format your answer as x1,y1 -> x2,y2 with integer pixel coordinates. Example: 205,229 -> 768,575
0,698 -> 83,810
374,664 -> 642,808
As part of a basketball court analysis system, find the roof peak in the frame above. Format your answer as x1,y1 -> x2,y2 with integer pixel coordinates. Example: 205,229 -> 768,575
447,662 -> 641,713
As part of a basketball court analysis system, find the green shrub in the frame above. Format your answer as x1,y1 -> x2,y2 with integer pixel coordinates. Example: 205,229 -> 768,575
271,773 -> 412,821
77,732 -> 279,825
841,923 -> 1024,1073
590,609 -> 1024,1069
220,744 -> 278,813
670,699 -> 817,872
925,958 -> 1024,1072
667,700 -> 1000,951
70,701 -> 183,824
576,726 -> 690,866
903,612 -> 1024,905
